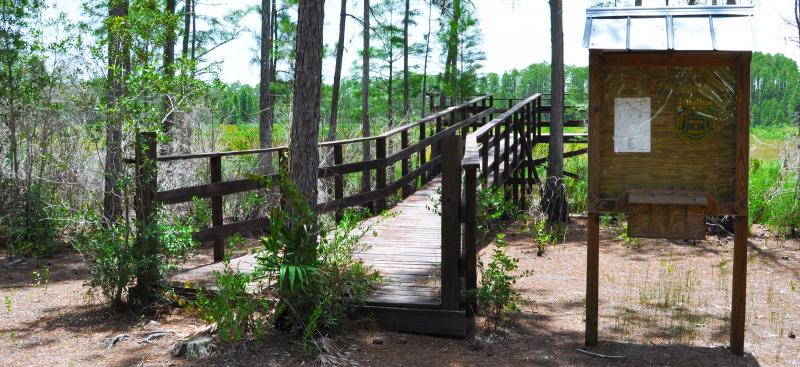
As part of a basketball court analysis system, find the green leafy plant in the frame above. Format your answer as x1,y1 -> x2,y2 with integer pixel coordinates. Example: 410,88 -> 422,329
4,289 -> 13,313
473,234 -> 528,330
252,174 -> 378,344
74,209 -> 200,306
477,186 -> 520,240
192,261 -> 271,343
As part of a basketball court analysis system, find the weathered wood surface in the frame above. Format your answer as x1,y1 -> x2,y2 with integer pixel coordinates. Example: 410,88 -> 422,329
356,177 -> 443,308
170,178 -> 445,309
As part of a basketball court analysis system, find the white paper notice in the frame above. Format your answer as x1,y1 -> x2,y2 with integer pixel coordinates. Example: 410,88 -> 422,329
614,97 -> 651,153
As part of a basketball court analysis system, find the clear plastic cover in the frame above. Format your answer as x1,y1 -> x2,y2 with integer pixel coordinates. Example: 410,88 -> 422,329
597,65 -> 738,204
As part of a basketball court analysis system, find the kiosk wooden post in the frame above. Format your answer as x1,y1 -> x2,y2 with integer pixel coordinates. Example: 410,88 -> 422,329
582,5 -> 755,356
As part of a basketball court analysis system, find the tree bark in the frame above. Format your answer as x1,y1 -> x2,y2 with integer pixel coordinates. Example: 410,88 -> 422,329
259,0 -> 274,174
162,0 -> 176,149
543,0 -> 568,223
421,0 -> 432,115
182,0 -> 190,58
403,0 -> 410,120
327,0 -> 347,142
361,0 -> 372,193
104,0 -> 129,225
289,0 -> 324,208
190,0 -> 196,64
443,0 -> 461,95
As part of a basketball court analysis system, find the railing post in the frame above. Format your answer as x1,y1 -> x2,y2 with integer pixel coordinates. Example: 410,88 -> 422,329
493,125 -> 501,185
441,134 -> 462,310
210,155 -> 224,262
463,164 -> 478,316
503,119 -> 510,185
419,121 -> 427,184
334,144 -> 344,222
135,132 -> 158,280
375,137 -> 387,214
401,130 -> 411,198
434,116 -> 443,175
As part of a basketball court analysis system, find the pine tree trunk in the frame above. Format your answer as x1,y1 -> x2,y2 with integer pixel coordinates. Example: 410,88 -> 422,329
388,59 -> 394,129
361,0 -> 372,193
421,0 -> 432,115
542,0 -> 568,223
328,0 -> 347,142
259,0 -> 273,175
104,0 -> 128,225
182,0 -> 190,58
403,0 -> 410,120
289,0 -> 324,208
162,0 -> 176,151
443,0 -> 461,95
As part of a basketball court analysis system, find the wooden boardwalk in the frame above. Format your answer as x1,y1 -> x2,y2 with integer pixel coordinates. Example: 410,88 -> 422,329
171,178 -> 445,310
356,178 -> 442,308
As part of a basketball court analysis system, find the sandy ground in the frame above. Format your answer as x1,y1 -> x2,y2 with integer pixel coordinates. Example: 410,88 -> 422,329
1,217 -> 798,366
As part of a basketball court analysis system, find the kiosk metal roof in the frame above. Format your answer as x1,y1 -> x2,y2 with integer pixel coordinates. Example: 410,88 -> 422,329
583,5 -> 756,51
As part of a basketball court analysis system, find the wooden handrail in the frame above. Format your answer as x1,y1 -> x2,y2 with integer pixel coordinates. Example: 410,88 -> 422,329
126,95 -> 493,163
463,93 -> 541,169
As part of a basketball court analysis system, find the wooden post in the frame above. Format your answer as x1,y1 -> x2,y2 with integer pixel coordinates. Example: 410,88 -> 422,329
464,165 -> 478,316
375,137 -> 387,214
441,134 -> 462,310
493,125 -> 501,185
334,144 -> 344,222
503,119 -> 510,185
730,215 -> 748,355
210,155 -> 224,262
401,129 -> 411,198
419,121 -> 427,184
434,116 -> 443,175
586,211 -> 600,346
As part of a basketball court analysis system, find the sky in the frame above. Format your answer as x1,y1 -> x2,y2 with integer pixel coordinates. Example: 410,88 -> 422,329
52,0 -> 800,85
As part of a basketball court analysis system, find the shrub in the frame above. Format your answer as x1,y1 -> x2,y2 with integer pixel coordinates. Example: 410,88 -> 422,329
474,234 -> 528,329
477,185 -> 520,240
74,209 -> 200,306
192,262 -> 271,343
750,158 -> 800,236
252,174 -> 378,344
0,180 -> 65,258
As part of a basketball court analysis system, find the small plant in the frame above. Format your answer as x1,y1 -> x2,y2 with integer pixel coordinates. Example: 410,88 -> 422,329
474,234 -> 529,329
618,225 -> 641,249
4,290 -> 13,313
193,260 -> 271,343
477,186 -> 520,240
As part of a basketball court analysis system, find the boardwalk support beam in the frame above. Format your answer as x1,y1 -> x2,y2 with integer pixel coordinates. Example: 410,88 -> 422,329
441,134 -> 462,310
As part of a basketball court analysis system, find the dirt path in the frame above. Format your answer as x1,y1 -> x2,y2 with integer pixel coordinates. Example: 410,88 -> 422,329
1,218 -> 798,366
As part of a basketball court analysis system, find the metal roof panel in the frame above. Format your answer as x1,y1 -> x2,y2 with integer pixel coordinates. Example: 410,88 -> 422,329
583,5 -> 755,51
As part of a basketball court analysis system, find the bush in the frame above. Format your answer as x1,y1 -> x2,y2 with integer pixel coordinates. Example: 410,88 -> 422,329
750,158 -> 800,236
474,234 -> 528,329
74,209 -> 200,306
250,174 -> 378,344
192,262 -> 271,343
0,180 -> 65,258
477,186 -> 520,240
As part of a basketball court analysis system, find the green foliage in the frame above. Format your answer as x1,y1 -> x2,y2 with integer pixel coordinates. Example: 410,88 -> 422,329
528,217 -> 562,256
254,174 -> 378,342
74,209 -> 200,305
751,52 -> 800,126
474,234 -> 527,328
749,158 -> 800,236
192,262 -> 271,343
0,180 -> 65,258
477,185 -> 519,239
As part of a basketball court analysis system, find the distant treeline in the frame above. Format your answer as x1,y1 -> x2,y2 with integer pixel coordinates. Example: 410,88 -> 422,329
215,51 -> 798,127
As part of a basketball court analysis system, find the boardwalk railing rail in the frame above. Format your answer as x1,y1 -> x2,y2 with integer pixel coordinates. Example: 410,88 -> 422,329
457,93 -> 546,315
128,95 -> 495,262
